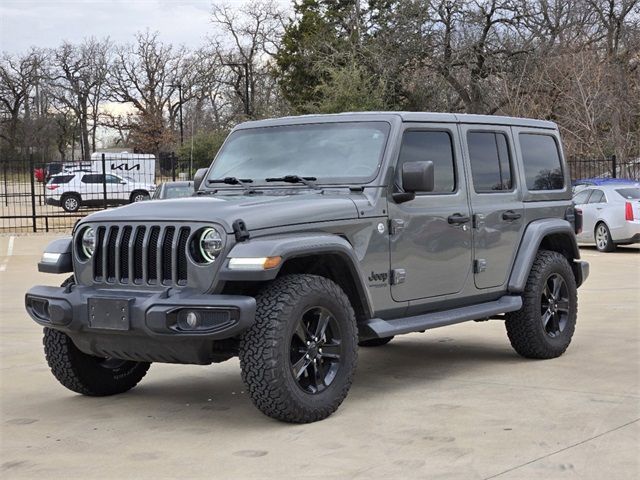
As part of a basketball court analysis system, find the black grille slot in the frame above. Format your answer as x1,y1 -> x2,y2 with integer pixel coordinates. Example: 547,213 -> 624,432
91,224 -> 192,287
177,227 -> 190,284
93,226 -> 106,280
162,227 -> 175,283
119,226 -> 132,282
147,226 -> 161,283
133,226 -> 146,283
105,226 -> 119,282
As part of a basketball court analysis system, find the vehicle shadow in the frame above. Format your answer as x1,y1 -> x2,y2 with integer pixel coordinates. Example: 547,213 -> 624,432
34,334 -> 521,430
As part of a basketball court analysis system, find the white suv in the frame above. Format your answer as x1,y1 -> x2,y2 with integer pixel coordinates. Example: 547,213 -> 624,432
45,171 -> 156,212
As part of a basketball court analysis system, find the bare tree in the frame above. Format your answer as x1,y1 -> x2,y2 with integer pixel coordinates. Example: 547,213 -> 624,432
210,0 -> 285,119
49,38 -> 111,161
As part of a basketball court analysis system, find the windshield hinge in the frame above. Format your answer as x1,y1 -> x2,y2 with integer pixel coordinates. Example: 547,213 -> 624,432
232,219 -> 250,242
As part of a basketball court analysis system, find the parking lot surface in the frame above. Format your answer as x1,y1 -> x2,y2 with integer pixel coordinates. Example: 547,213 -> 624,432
1,234 -> 638,479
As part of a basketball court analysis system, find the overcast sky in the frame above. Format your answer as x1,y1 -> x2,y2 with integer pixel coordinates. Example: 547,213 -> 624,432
0,0 -> 288,54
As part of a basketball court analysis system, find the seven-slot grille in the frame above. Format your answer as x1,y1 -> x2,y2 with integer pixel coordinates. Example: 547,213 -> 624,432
93,225 -> 191,285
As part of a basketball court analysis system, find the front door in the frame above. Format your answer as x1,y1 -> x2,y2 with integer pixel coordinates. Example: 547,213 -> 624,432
388,124 -> 473,302
459,125 -> 525,289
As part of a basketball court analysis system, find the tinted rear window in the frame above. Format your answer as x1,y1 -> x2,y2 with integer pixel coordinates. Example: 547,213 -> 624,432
467,132 -> 513,192
519,134 -> 564,190
81,174 -> 104,184
48,175 -> 74,184
616,188 -> 640,200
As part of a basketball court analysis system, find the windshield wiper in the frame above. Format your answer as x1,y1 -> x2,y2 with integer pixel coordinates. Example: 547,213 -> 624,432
265,175 -> 318,189
207,177 -> 258,194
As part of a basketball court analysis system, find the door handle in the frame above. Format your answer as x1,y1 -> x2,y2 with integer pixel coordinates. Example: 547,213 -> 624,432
448,213 -> 471,225
502,210 -> 522,221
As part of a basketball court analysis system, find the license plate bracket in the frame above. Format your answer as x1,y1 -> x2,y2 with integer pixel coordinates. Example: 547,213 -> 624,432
88,297 -> 133,331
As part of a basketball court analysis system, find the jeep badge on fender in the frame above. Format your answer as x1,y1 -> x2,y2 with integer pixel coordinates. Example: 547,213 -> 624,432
25,112 -> 588,423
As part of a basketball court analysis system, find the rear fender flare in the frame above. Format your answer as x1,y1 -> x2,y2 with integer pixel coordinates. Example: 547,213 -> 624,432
508,219 -> 580,292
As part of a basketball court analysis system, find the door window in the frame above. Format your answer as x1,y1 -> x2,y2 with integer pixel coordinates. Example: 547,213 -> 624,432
105,174 -> 123,184
587,189 -> 605,203
467,132 -> 513,192
81,174 -> 104,184
572,190 -> 591,205
397,131 -> 456,193
519,134 -> 564,190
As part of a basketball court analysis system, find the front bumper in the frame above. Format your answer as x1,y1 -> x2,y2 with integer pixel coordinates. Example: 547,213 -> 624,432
25,284 -> 256,364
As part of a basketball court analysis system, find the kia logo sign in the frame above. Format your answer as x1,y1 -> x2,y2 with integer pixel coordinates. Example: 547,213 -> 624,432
111,163 -> 141,171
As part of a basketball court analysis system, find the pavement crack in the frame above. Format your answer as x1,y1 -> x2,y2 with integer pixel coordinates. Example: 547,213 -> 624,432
483,418 -> 640,479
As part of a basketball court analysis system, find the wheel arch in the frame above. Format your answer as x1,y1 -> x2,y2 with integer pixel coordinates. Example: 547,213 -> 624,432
508,218 -> 582,292
129,189 -> 149,201
218,234 -> 374,321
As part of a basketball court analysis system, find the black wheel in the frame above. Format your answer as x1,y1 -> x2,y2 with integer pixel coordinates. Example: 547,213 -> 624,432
595,222 -> 616,252
61,193 -> 81,212
505,250 -> 577,359
359,336 -> 394,347
42,276 -> 150,396
239,274 -> 358,423
130,191 -> 150,203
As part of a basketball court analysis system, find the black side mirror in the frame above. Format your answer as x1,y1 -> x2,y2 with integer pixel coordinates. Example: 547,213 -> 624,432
393,161 -> 434,203
193,168 -> 208,192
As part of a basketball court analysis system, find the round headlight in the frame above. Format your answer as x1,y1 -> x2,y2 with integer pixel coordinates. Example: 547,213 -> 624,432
81,227 -> 96,258
199,227 -> 223,263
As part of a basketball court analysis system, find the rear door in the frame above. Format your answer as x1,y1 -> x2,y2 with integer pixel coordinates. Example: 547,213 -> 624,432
459,125 -> 525,289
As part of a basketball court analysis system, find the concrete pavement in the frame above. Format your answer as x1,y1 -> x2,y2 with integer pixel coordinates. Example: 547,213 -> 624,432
1,234 -> 638,479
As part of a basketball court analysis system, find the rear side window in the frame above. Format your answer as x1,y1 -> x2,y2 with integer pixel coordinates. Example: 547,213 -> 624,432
572,190 -> 591,204
47,175 -> 74,184
81,174 -> 104,184
519,134 -> 564,190
616,188 -> 640,200
397,131 -> 455,193
467,132 -> 513,192
588,190 -> 605,203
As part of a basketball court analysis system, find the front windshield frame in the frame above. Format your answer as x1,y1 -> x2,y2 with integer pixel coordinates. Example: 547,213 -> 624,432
205,121 -> 392,187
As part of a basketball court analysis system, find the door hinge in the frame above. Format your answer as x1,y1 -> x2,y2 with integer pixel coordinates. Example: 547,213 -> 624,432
391,268 -> 406,285
389,219 -> 405,235
473,214 -> 485,229
474,259 -> 487,273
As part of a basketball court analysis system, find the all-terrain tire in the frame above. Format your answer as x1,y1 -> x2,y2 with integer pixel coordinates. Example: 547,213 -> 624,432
505,250 -> 577,359
42,277 -> 150,396
239,274 -> 358,423
358,336 -> 394,347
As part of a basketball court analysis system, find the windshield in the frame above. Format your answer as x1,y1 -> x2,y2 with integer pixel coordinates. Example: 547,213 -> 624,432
163,185 -> 193,199
207,122 -> 390,185
616,187 -> 640,199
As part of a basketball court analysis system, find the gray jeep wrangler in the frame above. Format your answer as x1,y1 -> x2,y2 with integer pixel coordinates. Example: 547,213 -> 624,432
26,112 -> 589,423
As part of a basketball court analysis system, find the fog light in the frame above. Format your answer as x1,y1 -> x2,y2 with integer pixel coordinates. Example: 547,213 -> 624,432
186,311 -> 199,328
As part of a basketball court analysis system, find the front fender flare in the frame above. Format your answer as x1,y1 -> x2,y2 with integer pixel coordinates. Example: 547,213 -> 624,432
218,233 -> 373,317
508,219 -> 581,292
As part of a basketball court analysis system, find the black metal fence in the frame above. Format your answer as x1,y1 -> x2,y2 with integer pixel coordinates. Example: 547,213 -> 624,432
566,156 -> 640,182
1,152 -> 190,233
2,154 -> 639,233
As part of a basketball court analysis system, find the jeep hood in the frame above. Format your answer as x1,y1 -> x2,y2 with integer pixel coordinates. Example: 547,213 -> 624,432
82,192 -> 360,232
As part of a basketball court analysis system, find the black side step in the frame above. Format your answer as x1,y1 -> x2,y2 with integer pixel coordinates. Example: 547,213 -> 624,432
359,296 -> 522,340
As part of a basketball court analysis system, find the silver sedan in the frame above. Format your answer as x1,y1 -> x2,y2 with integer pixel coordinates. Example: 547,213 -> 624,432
573,184 -> 640,252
